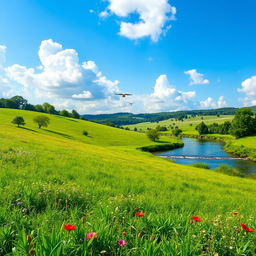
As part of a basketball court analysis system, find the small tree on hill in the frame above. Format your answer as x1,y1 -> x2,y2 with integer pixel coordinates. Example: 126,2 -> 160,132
147,129 -> 160,141
33,115 -> 50,129
12,116 -> 25,127
196,122 -> 209,135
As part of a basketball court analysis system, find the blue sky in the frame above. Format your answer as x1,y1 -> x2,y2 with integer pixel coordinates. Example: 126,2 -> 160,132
0,0 -> 256,114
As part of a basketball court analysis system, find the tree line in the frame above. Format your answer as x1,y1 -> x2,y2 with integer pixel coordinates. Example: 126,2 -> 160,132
85,108 -> 239,126
196,108 -> 256,138
0,96 -> 80,119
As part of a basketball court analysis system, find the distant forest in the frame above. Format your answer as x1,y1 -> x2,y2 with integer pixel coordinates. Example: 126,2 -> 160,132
84,108 -> 255,126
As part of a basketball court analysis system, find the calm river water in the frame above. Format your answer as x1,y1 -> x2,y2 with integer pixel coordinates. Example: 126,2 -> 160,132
156,138 -> 256,174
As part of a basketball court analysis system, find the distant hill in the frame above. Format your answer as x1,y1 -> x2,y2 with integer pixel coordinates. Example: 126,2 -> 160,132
84,107 -> 238,126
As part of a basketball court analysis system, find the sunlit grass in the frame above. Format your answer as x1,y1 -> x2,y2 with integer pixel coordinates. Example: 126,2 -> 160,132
0,109 -> 256,255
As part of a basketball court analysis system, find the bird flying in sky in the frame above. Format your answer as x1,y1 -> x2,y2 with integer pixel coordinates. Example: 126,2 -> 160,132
115,93 -> 133,98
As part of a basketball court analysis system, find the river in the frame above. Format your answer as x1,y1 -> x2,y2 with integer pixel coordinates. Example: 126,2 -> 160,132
155,138 -> 256,174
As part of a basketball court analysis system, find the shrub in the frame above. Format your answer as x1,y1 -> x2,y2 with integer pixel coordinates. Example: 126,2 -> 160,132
12,116 -> 25,127
196,122 -> 209,135
215,164 -> 244,177
172,128 -> 182,137
146,129 -> 160,141
190,162 -> 210,169
83,130 -> 88,136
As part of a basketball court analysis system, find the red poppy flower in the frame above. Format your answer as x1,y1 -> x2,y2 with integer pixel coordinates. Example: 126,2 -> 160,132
192,216 -> 202,222
135,212 -> 145,217
240,224 -> 254,233
232,211 -> 239,216
64,224 -> 76,231
86,232 -> 97,240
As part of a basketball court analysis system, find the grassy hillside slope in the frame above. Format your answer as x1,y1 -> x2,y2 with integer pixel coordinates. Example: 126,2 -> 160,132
1,109 -> 256,255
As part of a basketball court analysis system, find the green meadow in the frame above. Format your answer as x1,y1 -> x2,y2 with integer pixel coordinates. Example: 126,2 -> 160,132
125,115 -> 234,135
1,109 -> 256,255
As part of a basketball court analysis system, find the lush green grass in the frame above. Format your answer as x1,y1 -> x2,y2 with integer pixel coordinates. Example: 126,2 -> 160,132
125,115 -> 234,134
224,136 -> 256,161
1,109 -> 256,255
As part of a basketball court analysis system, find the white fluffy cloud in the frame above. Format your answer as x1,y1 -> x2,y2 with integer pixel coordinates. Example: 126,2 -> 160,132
185,69 -> 209,85
6,39 -> 120,101
144,75 -> 196,112
238,76 -> 256,106
102,0 -> 176,42
0,45 -> 7,67
200,96 -> 227,109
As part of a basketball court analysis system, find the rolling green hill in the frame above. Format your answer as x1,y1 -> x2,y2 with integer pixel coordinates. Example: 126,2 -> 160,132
1,108 -> 256,255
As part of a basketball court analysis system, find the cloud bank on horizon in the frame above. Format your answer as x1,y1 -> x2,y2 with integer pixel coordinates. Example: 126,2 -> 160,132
0,38 -> 255,114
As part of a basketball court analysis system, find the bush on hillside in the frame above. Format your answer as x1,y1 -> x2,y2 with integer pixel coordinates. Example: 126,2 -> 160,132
190,162 -> 210,169
83,130 -> 88,136
146,129 -> 160,141
196,122 -> 209,135
12,116 -> 25,127
215,164 -> 245,177
172,128 -> 182,137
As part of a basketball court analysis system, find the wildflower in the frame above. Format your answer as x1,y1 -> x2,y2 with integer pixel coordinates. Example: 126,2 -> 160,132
192,216 -> 202,222
232,211 -> 239,216
22,208 -> 29,215
64,224 -> 76,231
86,232 -> 97,240
135,212 -> 145,217
117,240 -> 126,247
122,232 -> 127,236
16,201 -> 23,207
240,224 -> 254,233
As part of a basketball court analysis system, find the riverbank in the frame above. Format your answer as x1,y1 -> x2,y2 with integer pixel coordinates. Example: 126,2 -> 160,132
138,141 -> 184,152
182,133 -> 256,162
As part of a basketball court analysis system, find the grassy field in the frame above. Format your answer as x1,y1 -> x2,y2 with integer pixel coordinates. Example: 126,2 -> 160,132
125,115 -> 234,135
1,109 -> 256,255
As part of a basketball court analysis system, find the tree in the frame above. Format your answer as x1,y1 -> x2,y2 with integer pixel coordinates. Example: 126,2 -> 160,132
33,115 -> 50,129
42,103 -> 55,114
230,108 -> 256,138
10,96 -> 28,109
196,122 -> 209,135
147,129 -> 160,141
60,109 -> 70,117
219,121 -> 231,135
172,128 -> 182,137
12,116 -> 25,127
34,104 -> 44,112
71,110 -> 80,119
